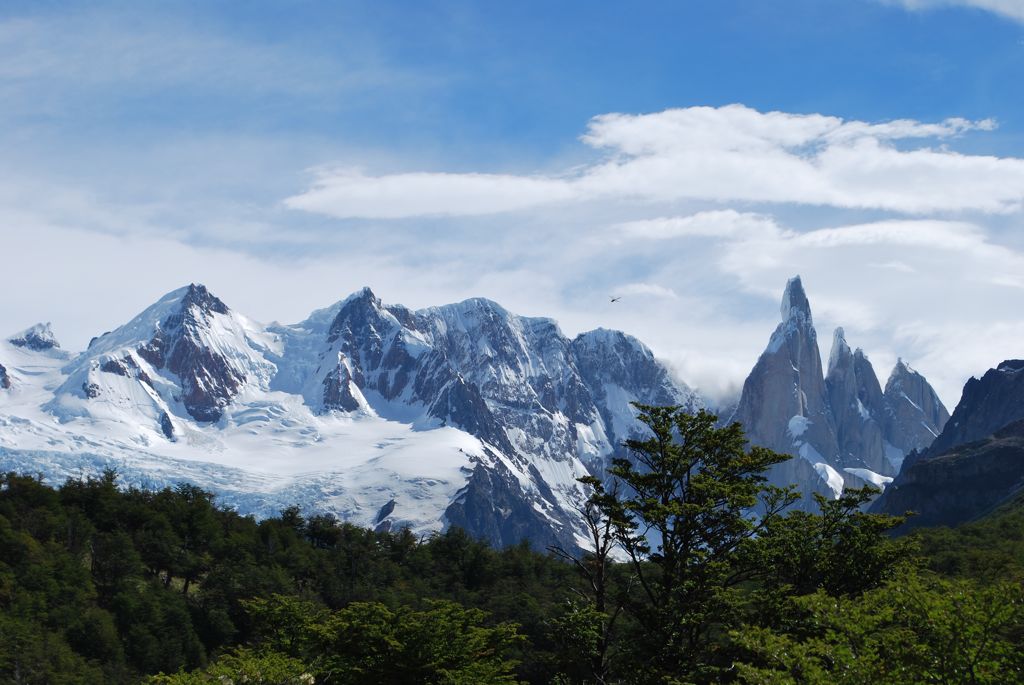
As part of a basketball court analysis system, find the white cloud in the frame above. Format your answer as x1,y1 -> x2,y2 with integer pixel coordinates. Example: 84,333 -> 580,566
886,0 -> 1024,23
636,210 -> 1024,404
869,261 -> 917,273
286,105 -> 1024,218
616,210 -> 786,241
284,170 -> 576,219
612,283 -> 679,299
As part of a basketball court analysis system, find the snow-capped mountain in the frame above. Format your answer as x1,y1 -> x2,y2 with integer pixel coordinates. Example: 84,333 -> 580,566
730,276 -> 948,502
9,322 -> 61,351
0,284 -> 702,551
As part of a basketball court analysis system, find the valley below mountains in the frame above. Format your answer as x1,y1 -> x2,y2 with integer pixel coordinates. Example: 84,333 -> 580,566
0,276 -> 997,549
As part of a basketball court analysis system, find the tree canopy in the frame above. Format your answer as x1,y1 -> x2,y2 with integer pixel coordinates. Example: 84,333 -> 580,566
0,406 -> 1021,683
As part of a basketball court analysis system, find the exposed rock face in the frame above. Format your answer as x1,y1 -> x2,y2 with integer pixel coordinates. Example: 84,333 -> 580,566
300,288 -> 703,549
731,276 -> 947,503
883,359 -> 950,457
159,411 -> 175,440
13,283 -> 704,550
572,328 -> 700,463
312,289 -> 702,467
100,355 -> 153,387
731,277 -> 839,501
443,459 -> 568,551
135,284 -> 246,422
9,323 -> 60,351
872,419 -> 1024,529
925,360 -> 1024,457
871,359 -> 1024,524
57,283 -> 274,434
826,328 -> 892,475
0,362 -> 10,389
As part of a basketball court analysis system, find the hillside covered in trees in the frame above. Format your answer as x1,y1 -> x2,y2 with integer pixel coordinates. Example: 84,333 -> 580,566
2,407 -> 1022,684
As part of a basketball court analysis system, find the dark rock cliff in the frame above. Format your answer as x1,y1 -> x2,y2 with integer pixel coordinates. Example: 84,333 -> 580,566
873,419 -> 1024,529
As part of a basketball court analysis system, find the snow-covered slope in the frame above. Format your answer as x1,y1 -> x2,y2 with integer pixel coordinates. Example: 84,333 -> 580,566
0,284 -> 703,551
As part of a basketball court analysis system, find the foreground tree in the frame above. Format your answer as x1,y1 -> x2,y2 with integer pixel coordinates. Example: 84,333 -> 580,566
582,405 -> 797,681
733,572 -> 1024,684
548,486 -> 631,684
239,594 -> 522,684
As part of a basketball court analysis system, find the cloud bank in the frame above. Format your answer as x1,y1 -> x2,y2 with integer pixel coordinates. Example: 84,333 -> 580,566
286,105 -> 1024,218
612,210 -> 1024,404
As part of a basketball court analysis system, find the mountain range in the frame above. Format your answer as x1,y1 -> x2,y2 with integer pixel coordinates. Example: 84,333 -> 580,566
873,359 -> 1024,528
729,276 -> 947,504
0,278 -> 956,547
0,284 -> 700,551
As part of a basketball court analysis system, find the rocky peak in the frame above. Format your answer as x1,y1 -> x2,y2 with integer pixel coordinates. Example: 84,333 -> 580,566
327,287 -> 392,343
888,358 -> 911,382
731,276 -> 839,503
997,360 -> 1024,373
342,286 -> 382,312
781,275 -> 812,325
9,323 -> 60,351
825,328 -> 892,474
924,359 -> 1024,457
883,358 -> 949,455
0,362 -> 10,389
827,327 -> 852,375
178,283 -> 229,315
132,285 -> 247,423
572,328 -> 691,403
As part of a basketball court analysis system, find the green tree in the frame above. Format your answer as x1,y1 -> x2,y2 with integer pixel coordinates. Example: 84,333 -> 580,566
582,405 -> 797,682
243,594 -> 522,684
733,571 -> 1024,684
548,483 -> 630,684
148,647 -> 313,685
739,487 -> 913,635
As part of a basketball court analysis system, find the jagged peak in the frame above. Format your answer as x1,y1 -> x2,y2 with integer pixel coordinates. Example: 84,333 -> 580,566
179,283 -> 229,315
574,327 -> 648,353
81,284 -> 235,360
8,322 -> 60,351
441,296 -> 512,319
780,275 -> 812,325
331,287 -> 390,320
996,359 -> 1024,373
326,288 -> 388,339
146,283 -> 230,320
827,327 -> 851,375
889,357 -> 916,381
343,286 -> 379,306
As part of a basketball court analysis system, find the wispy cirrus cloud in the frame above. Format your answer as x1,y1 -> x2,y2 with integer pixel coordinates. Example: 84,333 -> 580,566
285,170 -> 577,219
612,283 -> 679,300
616,210 -> 786,241
285,105 -> 1024,218
884,0 -> 1024,23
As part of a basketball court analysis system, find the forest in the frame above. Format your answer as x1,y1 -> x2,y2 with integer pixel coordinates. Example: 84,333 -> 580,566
1,406 -> 1022,684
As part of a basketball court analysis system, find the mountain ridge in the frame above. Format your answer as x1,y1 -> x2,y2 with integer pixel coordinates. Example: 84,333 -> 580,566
0,283 -> 703,551
730,276 -> 948,503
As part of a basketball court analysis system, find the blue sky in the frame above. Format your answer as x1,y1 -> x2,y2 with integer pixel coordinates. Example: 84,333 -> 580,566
1,0 -> 1023,405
